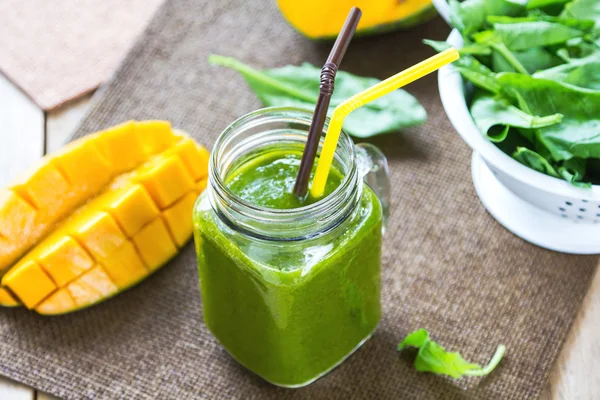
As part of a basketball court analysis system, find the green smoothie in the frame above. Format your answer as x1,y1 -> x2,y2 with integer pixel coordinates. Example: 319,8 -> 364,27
194,151 -> 382,387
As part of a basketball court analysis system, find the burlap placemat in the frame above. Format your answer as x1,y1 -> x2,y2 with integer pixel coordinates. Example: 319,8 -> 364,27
1,0 -> 598,399
0,0 -> 164,110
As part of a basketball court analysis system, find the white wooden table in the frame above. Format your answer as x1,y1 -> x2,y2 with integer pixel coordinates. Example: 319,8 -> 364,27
0,72 -> 599,399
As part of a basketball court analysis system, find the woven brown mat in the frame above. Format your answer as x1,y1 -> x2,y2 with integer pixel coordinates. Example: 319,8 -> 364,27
1,1 -> 598,399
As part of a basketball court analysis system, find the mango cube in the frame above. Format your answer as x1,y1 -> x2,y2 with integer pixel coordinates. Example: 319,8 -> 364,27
37,236 -> 94,286
0,287 -> 20,307
100,242 -> 148,288
133,218 -> 177,271
53,137 -> 113,196
95,121 -> 147,173
166,139 -> 210,181
10,159 -> 72,212
163,191 -> 197,247
3,260 -> 57,309
35,289 -> 76,315
0,189 -> 37,239
67,266 -> 118,308
196,178 -> 207,194
136,120 -> 177,156
135,156 -> 195,209
102,185 -> 159,237
71,212 -> 127,260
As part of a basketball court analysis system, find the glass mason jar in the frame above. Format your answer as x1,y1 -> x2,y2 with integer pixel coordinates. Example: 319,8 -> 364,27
193,107 -> 390,388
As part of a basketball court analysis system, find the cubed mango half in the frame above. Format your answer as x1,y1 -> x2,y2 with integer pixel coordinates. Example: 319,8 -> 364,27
0,121 -> 208,314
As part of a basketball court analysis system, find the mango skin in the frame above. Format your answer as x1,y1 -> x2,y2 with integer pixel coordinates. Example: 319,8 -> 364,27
276,0 -> 436,40
0,121 -> 208,315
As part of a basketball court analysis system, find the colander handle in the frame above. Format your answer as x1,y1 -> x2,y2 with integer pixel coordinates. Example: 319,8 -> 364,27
355,143 -> 391,232
431,0 -> 452,25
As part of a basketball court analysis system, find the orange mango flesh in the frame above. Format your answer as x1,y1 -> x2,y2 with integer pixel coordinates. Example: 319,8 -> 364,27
276,0 -> 433,39
0,121 -> 208,315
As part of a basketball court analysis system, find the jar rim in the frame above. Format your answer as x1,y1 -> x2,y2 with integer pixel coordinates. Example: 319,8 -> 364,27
208,106 -> 361,241
210,106 -> 357,216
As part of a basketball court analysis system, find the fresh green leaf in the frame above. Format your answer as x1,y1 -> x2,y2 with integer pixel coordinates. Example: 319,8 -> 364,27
527,0 -> 571,11
209,55 -> 427,138
449,0 -> 527,37
471,93 -> 563,142
533,52 -> 600,89
422,39 -> 491,56
398,329 -> 506,379
489,42 -> 530,74
514,48 -> 565,73
561,0 -> 600,28
513,147 -> 561,177
423,41 -> 501,93
487,15 -> 596,32
474,21 -> 587,50
558,157 -> 591,187
498,73 -> 600,161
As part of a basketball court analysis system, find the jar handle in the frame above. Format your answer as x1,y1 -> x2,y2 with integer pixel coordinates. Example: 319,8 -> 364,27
355,143 -> 391,231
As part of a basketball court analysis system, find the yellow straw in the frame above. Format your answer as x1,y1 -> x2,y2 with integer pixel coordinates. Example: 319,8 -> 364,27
310,48 -> 460,198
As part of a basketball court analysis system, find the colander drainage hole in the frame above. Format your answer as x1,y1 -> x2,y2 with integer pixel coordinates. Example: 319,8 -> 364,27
566,201 -> 573,206
577,215 -> 584,219
580,208 -> 586,212
561,214 -> 568,218
559,207 -> 566,212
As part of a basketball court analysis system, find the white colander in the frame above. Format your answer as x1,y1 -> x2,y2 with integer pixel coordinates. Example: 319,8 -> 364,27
432,0 -> 600,254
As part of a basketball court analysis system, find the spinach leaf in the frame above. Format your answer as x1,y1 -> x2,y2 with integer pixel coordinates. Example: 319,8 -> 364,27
498,73 -> 600,161
398,329 -> 506,379
209,55 -> 427,138
509,48 -> 564,73
561,0 -> 600,28
487,15 -> 596,32
558,157 -> 590,187
474,21 -> 587,50
424,41 -> 501,93
422,39 -> 491,56
534,52 -> 600,89
527,0 -> 571,11
512,147 -> 561,177
471,92 -> 563,142
449,0 -> 527,37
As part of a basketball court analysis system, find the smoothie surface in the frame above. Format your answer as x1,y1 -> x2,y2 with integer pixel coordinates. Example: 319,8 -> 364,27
226,151 -> 343,209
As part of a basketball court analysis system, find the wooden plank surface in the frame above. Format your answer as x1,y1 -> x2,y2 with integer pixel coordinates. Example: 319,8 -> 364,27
1,72 -> 599,399
546,267 -> 600,399
0,73 -> 43,400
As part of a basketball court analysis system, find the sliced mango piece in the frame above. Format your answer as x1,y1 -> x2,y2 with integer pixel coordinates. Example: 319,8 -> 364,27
163,191 -> 197,248
100,242 -> 148,289
136,120 -> 178,156
0,121 -> 208,315
71,212 -> 127,260
165,139 -> 210,181
102,185 -> 159,237
133,218 -> 178,271
3,260 -> 57,309
10,159 -> 72,213
37,236 -> 94,286
67,266 -> 118,308
95,121 -> 146,173
35,289 -> 76,315
135,156 -> 195,209
0,189 -> 37,239
0,287 -> 20,307
196,178 -> 208,194
53,136 -> 113,197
